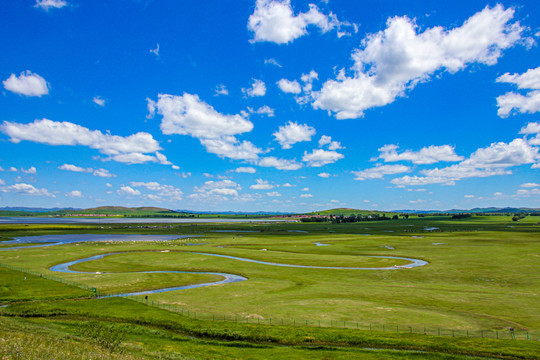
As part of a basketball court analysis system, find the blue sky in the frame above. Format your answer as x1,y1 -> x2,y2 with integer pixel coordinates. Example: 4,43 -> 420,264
1,0 -> 539,212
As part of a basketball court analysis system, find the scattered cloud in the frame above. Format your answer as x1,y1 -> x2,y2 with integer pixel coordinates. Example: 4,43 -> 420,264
258,156 -> 303,170
273,121 -> 316,149
318,135 -> 344,150
264,58 -> 282,67
353,164 -> 410,180
248,0 -> 342,44
130,181 -> 183,201
148,93 -> 261,161
235,167 -> 256,174
250,179 -> 274,190
267,191 -> 281,197
375,144 -> 463,164
214,84 -> 229,96
93,96 -> 106,106
277,79 -> 302,94
313,5 -> 525,119
3,71 -> 49,97
247,105 -> 275,117
302,148 -> 344,167
34,0 -> 67,11
189,180 -> 241,201
66,190 -> 83,198
300,193 -> 313,198
1,183 -> 54,197
496,66 -> 540,117
150,43 -> 160,57
242,79 -> 266,97
521,182 -> 540,188
318,172 -> 331,178
1,118 -> 169,165
117,186 -> 141,196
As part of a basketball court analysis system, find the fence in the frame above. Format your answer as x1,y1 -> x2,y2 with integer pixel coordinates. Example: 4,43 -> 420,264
1,263 -> 536,341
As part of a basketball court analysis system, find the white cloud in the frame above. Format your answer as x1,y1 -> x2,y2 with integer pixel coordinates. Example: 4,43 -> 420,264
235,167 -> 256,174
273,121 -> 316,149
521,182 -> 540,188
264,58 -> 282,67
243,79 -> 266,97
117,186 -> 141,196
148,93 -> 261,161
250,179 -> 274,190
1,183 -> 54,197
0,179 -> 4,185
150,43 -> 160,57
496,67 -> 540,118
282,182 -> 295,187
214,84 -> 229,96
497,66 -> 540,90
257,156 -> 303,170
277,79 -> 302,94
376,144 -> 463,164
318,135 -> 344,150
93,168 -> 116,178
300,193 -> 313,198
3,71 -> 49,97
93,96 -> 106,107
34,0 -> 67,10
130,181 -> 183,201
302,148 -> 344,167
313,5 -> 525,119
267,191 -> 282,197
66,190 -> 83,198
1,118 -> 166,165
58,164 -> 115,178
302,187 -> 309,191
496,91 -> 540,117
464,194 -> 475,198
248,0 -> 341,44
520,122 -> 540,135
21,166 -> 37,174
248,105 -> 275,117
189,180 -> 241,201
493,192 -> 504,196
353,164 -> 410,180
391,138 -> 538,186
318,172 -> 331,178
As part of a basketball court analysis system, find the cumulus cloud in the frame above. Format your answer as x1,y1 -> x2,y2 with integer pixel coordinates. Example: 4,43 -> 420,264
235,167 -> 256,173
313,5 -> 525,119
1,183 -> 54,197
21,166 -> 37,174
248,0 -> 341,44
520,122 -> 540,135
130,181 -> 183,201
277,79 -> 302,94
93,96 -> 106,106
66,190 -> 83,198
520,182 -> 539,188
273,121 -> 316,149
189,180 -> 241,201
267,191 -> 282,197
497,66 -> 540,117
318,172 -> 331,178
214,84 -> 229,96
300,193 -> 313,198
375,144 -> 463,164
257,156 -> 303,170
117,186 -> 141,196
391,138 -> 538,186
250,179 -> 274,190
352,164 -> 410,180
1,118 -> 170,166
242,79 -> 266,97
247,105 -> 275,117
3,71 -> 49,97
318,135 -> 344,150
58,164 -> 115,178
34,0 -> 67,11
148,93 -> 261,161
302,148 -> 344,167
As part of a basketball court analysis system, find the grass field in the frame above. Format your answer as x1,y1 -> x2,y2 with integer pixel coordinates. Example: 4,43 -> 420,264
0,215 -> 538,358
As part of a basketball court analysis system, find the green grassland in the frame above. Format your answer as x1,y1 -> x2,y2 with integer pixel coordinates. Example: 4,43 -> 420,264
0,215 -> 539,358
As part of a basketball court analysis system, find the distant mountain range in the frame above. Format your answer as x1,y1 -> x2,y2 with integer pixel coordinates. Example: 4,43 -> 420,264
0,206 -> 538,216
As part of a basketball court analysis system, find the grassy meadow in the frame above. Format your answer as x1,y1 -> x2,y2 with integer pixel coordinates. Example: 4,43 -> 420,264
0,215 -> 538,358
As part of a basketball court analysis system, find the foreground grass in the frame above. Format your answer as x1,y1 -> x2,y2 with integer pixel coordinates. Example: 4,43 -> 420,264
2,297 -> 539,359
